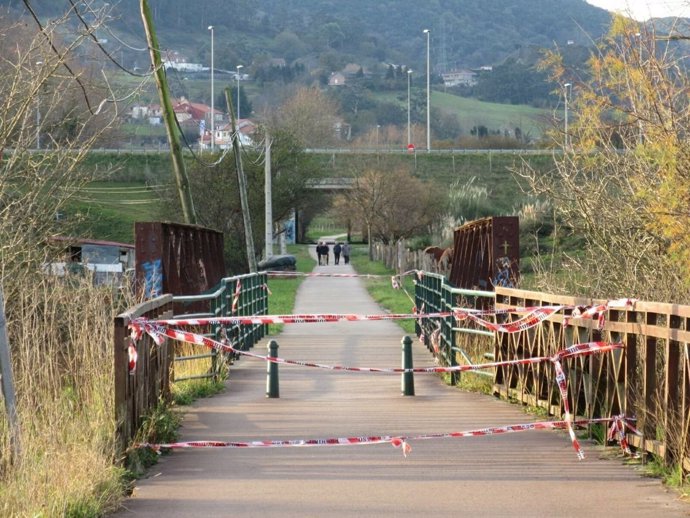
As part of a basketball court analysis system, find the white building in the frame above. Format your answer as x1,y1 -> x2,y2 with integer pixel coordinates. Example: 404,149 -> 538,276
442,69 -> 477,87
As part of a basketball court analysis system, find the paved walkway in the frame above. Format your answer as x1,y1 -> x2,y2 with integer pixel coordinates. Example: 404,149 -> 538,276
114,247 -> 688,517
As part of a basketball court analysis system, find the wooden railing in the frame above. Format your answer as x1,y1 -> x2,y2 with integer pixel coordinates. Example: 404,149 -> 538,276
114,272 -> 269,450
494,287 -> 690,469
114,295 -> 173,453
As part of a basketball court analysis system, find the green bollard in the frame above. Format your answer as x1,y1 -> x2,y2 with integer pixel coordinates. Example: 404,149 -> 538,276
401,335 -> 415,396
266,340 -> 279,398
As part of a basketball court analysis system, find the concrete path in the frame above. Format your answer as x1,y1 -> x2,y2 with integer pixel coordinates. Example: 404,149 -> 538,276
114,247 -> 688,517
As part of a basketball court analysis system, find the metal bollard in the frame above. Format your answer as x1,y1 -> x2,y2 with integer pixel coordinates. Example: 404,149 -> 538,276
266,340 -> 279,398
401,335 -> 415,396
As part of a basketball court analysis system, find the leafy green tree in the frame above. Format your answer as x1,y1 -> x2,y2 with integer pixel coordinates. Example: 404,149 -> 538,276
374,102 -> 405,126
216,85 -> 253,118
475,58 -> 554,106
328,85 -> 376,116
272,31 -> 307,61
319,51 -> 347,73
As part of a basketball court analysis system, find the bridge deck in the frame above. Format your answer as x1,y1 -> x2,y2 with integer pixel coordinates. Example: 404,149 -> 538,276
114,248 -> 687,517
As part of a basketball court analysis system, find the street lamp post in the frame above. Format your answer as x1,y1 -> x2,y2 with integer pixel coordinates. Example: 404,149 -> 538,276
407,69 -> 413,148
236,65 -> 243,121
208,25 -> 215,151
563,83 -> 571,151
423,28 -> 430,153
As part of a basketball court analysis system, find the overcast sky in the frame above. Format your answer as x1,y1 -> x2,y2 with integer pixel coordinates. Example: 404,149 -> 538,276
587,0 -> 690,20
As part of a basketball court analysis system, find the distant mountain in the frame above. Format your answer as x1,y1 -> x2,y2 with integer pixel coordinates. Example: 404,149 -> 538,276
7,0 -> 613,71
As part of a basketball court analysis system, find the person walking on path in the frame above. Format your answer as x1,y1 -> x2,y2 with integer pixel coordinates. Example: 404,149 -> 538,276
323,242 -> 330,265
333,242 -> 342,265
342,242 -> 351,264
316,242 -> 324,265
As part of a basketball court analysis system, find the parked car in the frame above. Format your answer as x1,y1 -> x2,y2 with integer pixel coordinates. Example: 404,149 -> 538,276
257,254 -> 296,271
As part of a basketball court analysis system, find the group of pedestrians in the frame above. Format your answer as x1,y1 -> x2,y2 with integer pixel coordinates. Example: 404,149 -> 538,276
316,241 -> 351,266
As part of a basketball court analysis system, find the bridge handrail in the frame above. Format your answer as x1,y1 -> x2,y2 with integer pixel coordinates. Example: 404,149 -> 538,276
114,294 -> 174,453
114,272 -> 268,449
171,272 -> 269,382
494,286 -> 690,470
414,272 -> 496,383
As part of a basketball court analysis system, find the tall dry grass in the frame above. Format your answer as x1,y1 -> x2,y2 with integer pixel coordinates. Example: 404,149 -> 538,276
0,274 -> 136,516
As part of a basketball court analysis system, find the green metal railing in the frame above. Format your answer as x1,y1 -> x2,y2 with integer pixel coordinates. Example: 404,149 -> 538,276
172,272 -> 269,382
414,272 -> 495,384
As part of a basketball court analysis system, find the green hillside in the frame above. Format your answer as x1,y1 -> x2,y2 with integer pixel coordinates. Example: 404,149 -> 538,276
5,0 -> 610,146
11,0 -> 612,71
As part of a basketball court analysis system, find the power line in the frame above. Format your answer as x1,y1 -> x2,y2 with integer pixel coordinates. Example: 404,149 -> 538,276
68,0 -> 153,78
22,0 -> 95,114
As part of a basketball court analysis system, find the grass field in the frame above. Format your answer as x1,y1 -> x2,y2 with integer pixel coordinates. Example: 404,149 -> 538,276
431,91 -> 551,137
349,245 -> 417,335
374,90 -> 552,138
63,181 -> 165,243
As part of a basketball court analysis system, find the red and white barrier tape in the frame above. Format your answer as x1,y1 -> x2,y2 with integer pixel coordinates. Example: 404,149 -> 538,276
135,415 -> 639,460
130,317 -> 623,457
231,279 -> 242,314
127,339 -> 138,374
266,269 -> 419,305
265,271 -> 636,332
458,306 -> 564,333
455,298 -> 636,333
552,358 -> 582,458
608,414 -> 641,456
141,311 -> 455,327
131,319 -> 621,376
136,298 -> 636,335
265,269 -> 421,280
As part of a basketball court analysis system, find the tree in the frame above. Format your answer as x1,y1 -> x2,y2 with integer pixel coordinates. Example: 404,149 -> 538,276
337,167 -> 444,258
0,13 -> 118,289
520,15 -> 690,301
474,57 -> 554,106
269,87 -> 341,148
433,108 -> 461,140
320,22 -> 345,49
272,31 -> 307,61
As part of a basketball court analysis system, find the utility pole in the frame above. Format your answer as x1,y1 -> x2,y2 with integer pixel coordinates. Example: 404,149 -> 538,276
225,88 -> 257,272
140,0 -> 197,224
264,132 -> 273,260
